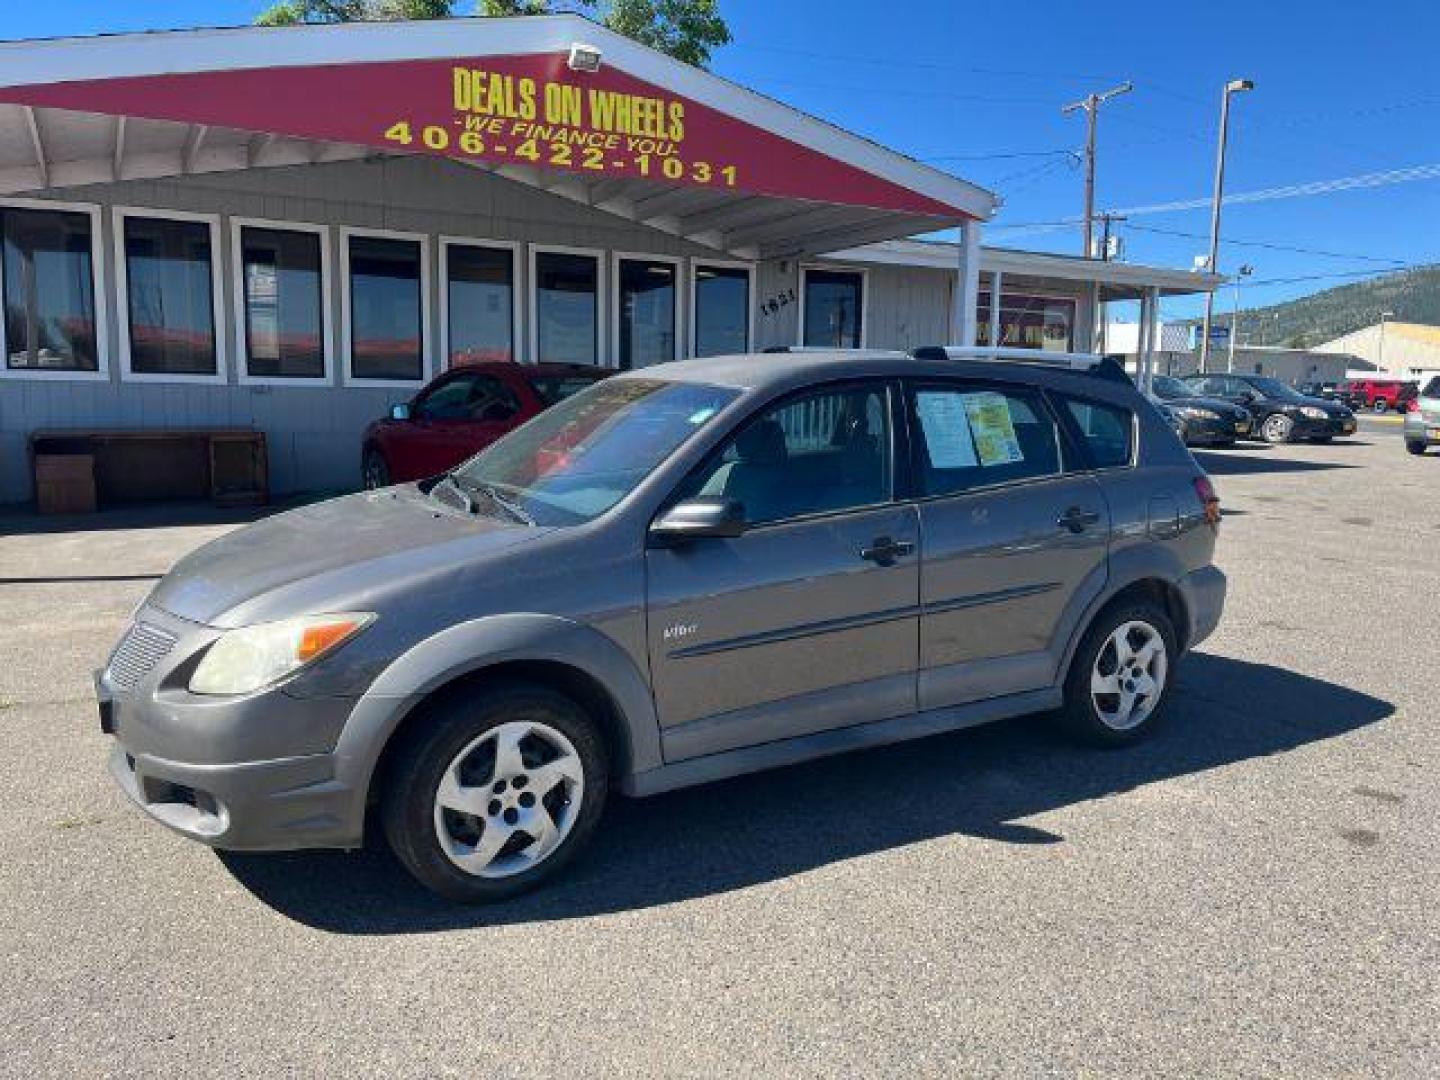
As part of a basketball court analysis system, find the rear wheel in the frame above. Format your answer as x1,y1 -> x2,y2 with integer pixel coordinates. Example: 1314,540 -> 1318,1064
381,683 -> 608,902
362,448 -> 390,490
1407,440 -> 1428,456
1261,413 -> 1295,444
1057,601 -> 1176,746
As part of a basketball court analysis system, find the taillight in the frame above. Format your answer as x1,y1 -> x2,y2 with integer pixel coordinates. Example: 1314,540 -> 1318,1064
1194,475 -> 1221,527
1408,397 -> 1421,413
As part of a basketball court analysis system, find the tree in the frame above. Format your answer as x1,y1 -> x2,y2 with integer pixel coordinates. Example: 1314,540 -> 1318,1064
256,0 -> 730,67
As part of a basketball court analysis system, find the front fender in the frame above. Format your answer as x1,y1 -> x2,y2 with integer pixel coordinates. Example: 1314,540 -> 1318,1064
330,613 -> 661,831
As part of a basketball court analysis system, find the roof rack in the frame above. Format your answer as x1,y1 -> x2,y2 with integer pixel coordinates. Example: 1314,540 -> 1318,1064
910,345 -> 1134,385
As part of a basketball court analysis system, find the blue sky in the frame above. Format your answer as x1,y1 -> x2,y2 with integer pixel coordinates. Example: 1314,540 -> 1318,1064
9,1 -> 1439,319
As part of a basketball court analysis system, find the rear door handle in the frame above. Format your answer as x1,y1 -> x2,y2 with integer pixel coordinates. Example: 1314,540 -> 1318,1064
860,536 -> 915,565
1057,507 -> 1101,534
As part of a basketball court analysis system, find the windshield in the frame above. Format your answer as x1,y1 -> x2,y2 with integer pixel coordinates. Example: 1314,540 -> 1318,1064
1152,376 -> 1190,400
450,377 -> 739,526
1249,376 -> 1309,402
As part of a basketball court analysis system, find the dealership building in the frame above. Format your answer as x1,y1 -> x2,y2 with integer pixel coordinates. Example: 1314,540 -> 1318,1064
0,15 -> 1221,504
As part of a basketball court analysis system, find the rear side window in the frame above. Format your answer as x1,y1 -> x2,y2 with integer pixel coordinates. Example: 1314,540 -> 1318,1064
1063,397 -> 1134,469
909,385 -> 1061,497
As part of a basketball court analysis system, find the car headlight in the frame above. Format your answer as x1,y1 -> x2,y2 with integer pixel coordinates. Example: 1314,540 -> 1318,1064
1175,406 -> 1220,421
189,613 -> 375,696
1299,406 -> 1329,420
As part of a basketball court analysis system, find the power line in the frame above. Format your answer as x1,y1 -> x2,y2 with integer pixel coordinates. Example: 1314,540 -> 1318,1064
920,148 -> 1076,163
1244,265 -> 1432,288
1123,222 -> 1412,266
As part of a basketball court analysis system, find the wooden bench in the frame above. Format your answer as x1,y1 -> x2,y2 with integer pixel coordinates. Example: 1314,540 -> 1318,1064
29,429 -> 268,513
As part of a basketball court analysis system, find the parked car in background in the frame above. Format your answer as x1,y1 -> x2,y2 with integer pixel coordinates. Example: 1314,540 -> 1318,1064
1342,377 -> 1419,413
362,363 -> 610,487
1181,373 -> 1357,444
1149,375 -> 1252,447
1298,381 -> 1343,402
1404,376 -> 1440,456
98,347 -> 1226,902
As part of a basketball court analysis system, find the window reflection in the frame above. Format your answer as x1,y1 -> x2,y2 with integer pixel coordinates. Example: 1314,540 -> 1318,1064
535,251 -> 598,365
802,269 -> 863,349
2,207 -> 98,371
447,244 -> 513,366
617,258 -> 676,370
240,226 -> 324,379
350,235 -> 423,381
124,216 -> 216,376
694,264 -> 749,357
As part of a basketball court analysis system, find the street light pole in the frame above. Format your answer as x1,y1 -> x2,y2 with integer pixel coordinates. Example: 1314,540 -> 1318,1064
1198,78 -> 1254,373
1226,264 -> 1253,373
1062,82 -> 1133,259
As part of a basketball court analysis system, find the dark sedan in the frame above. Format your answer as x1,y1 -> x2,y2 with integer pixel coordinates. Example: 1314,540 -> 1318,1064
1181,373 -> 1357,444
1149,375 -> 1253,447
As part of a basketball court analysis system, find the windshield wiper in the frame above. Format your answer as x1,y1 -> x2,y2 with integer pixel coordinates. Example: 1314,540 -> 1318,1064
475,482 -> 536,526
433,471 -> 478,513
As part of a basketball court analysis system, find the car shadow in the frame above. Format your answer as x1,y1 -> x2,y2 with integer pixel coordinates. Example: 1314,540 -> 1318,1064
1192,450 -> 1361,476
219,653 -> 1392,934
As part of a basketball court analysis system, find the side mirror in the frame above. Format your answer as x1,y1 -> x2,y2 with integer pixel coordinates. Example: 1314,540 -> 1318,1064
648,498 -> 746,546
390,402 -> 412,421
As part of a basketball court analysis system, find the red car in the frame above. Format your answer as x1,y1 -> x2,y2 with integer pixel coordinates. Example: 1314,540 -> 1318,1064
362,362 -> 609,487
1340,377 -> 1419,413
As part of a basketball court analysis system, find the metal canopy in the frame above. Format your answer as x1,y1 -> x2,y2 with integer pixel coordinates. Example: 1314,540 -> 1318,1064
0,16 -> 998,260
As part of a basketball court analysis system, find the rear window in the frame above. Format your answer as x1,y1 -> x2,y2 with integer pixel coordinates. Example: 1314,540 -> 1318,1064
1062,397 -> 1134,469
1425,377 -> 1440,398
530,373 -> 604,407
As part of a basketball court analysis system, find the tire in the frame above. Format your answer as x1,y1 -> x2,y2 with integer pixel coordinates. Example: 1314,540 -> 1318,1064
362,447 -> 391,490
381,682 -> 609,903
1408,440 -> 1428,456
1309,436 -> 1333,444
1056,600 -> 1177,747
1260,413 -> 1295,444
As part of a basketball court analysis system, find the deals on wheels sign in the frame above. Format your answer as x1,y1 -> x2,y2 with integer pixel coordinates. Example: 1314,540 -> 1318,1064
0,54 -> 968,219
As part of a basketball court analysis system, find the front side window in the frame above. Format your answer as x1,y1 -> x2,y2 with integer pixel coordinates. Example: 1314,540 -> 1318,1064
2,206 -> 98,372
617,257 -> 677,370
417,373 -> 522,422
349,234 -> 423,381
684,383 -> 892,525
446,243 -> 513,366
535,251 -> 599,365
122,216 -> 216,376
802,269 -> 864,349
1063,397 -> 1134,469
693,264 -> 750,357
240,226 -> 325,379
910,384 -> 1061,497
529,372 -> 603,406
453,378 -> 738,525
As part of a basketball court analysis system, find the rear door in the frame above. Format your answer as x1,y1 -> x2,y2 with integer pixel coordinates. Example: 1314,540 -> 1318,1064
905,379 -> 1110,710
645,380 -> 920,761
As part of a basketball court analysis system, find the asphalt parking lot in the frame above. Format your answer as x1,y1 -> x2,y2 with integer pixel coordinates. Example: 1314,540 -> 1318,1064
1,434 -> 1436,1077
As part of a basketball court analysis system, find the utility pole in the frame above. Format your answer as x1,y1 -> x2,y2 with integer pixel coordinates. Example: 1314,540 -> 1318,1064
1226,264 -> 1253,373
1062,82 -> 1133,259
1097,212 -> 1127,261
1199,77 -> 1255,372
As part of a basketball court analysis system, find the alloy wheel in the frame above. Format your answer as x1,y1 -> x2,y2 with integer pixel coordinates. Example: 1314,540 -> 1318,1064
1262,414 -> 1292,443
1090,620 -> 1168,731
432,720 -> 585,879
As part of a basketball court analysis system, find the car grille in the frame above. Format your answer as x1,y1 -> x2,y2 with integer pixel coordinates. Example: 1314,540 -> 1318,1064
106,622 -> 177,692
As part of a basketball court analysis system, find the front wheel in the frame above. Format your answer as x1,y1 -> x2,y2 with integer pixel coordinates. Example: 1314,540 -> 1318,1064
1407,440 -> 1429,456
1261,413 -> 1296,444
362,448 -> 390,490
1056,602 -> 1177,746
381,683 -> 609,902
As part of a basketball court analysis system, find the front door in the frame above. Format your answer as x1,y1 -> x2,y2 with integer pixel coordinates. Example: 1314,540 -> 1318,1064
903,380 -> 1111,709
645,381 -> 920,762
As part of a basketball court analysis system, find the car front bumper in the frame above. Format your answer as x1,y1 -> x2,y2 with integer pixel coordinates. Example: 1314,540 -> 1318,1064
1294,415 -> 1357,438
1181,415 -> 1250,444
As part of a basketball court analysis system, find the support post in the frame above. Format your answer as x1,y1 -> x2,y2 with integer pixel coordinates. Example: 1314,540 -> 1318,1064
987,270 -> 1002,348
1145,286 -> 1161,394
952,219 -> 982,346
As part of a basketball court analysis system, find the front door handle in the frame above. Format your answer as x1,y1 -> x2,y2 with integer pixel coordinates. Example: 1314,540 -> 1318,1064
1057,507 -> 1101,534
860,536 -> 915,565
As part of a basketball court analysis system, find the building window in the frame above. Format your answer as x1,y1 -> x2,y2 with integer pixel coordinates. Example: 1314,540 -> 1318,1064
533,248 -> 600,365
1,205 -> 99,373
693,263 -> 751,357
346,231 -> 426,382
975,292 -> 1076,352
802,268 -> 864,348
444,241 -> 515,366
616,256 -> 677,370
237,223 -> 327,380
119,213 -> 219,378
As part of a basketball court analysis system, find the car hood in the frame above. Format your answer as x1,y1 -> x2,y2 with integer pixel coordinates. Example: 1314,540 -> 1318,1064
149,487 -> 546,627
